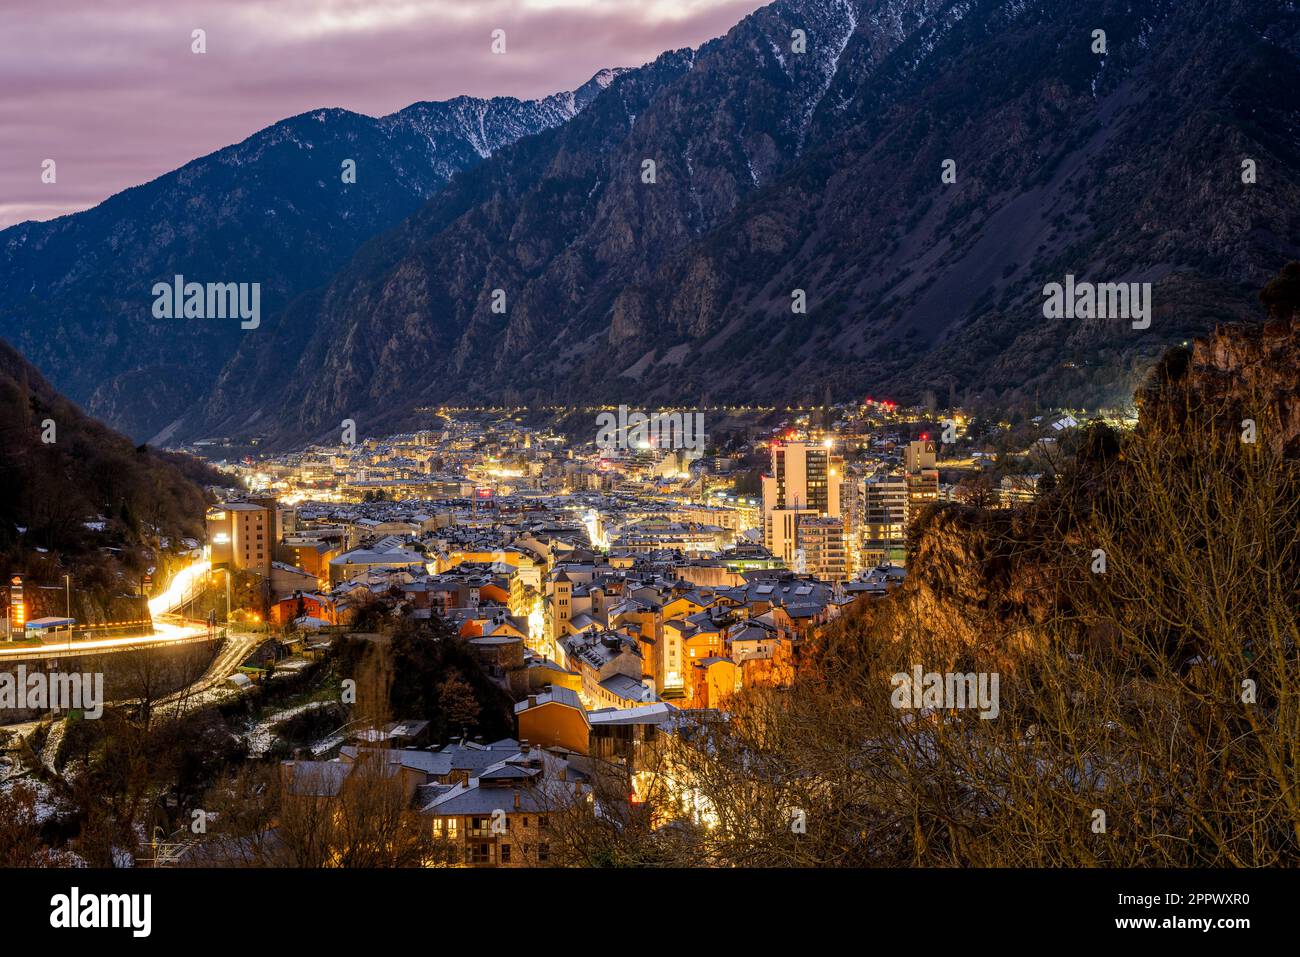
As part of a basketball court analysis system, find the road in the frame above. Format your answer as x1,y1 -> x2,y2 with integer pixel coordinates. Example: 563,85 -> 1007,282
2,552 -> 214,660
1,624 -> 264,730
159,630 -> 263,706
0,617 -> 209,659
148,559 -> 211,618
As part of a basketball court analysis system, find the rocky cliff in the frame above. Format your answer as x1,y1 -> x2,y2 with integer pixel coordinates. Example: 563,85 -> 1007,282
838,265 -> 1300,665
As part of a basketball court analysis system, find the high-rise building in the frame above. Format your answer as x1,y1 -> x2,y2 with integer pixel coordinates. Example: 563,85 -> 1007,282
762,442 -> 843,563
903,439 -> 939,522
247,494 -> 284,547
839,466 -> 863,575
763,442 -> 842,516
862,474 -> 908,565
796,517 -> 848,581
766,506 -> 818,566
903,438 -> 937,474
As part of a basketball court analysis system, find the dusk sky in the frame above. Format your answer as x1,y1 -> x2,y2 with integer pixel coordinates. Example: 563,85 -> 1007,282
0,0 -> 765,229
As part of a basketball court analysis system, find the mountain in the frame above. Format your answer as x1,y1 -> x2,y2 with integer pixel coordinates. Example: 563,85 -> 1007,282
0,337 -> 230,623
185,0 -> 1300,448
0,70 -> 621,441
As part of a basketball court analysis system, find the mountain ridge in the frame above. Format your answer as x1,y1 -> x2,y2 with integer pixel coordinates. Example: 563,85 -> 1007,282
0,69 -> 623,440
181,0 -> 1300,449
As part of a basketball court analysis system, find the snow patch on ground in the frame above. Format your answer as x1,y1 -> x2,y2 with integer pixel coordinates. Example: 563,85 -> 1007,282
243,700 -> 331,757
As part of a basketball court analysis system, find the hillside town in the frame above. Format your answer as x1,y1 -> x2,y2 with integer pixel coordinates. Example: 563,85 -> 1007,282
144,400 -> 1102,865
196,400 -> 1088,661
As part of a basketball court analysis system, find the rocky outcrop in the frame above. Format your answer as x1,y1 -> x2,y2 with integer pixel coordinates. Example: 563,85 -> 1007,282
1143,265 -> 1300,455
854,267 -> 1300,661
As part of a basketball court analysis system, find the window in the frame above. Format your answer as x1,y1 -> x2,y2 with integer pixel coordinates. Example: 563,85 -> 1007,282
467,843 -> 492,865
539,843 -> 550,862
500,844 -> 511,863
538,815 -> 549,829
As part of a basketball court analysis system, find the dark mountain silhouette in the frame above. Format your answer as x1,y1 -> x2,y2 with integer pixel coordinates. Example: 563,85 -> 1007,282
0,337 -> 228,620
181,0 -> 1300,448
0,71 -> 621,441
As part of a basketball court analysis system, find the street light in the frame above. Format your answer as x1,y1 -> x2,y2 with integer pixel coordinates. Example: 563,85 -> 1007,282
210,565 -> 232,626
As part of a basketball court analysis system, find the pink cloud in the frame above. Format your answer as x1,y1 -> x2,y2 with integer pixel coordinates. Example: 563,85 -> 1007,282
0,0 -> 764,228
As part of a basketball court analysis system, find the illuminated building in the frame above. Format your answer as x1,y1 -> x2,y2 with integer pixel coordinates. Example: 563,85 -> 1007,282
761,442 -> 843,562
514,688 -> 590,753
796,517 -> 848,581
904,439 -> 940,526
206,501 -> 275,576
863,474 -> 908,565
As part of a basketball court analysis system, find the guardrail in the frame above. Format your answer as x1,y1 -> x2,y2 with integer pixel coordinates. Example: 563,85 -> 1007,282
0,628 -> 225,660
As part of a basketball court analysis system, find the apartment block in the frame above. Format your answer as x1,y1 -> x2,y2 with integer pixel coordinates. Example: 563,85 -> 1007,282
762,442 -> 845,564
862,474 -> 908,565
796,517 -> 848,582
207,501 -> 275,576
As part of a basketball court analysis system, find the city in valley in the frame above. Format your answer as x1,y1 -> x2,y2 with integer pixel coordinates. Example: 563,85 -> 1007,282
0,397 -> 1102,866
1,0 -> 1296,924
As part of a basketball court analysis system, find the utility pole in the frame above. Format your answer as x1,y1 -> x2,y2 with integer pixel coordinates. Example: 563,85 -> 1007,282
64,574 -> 70,617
